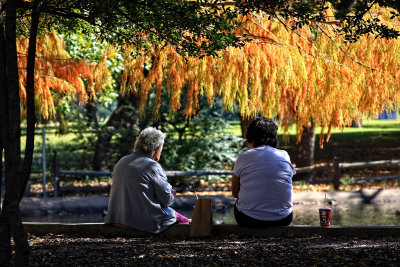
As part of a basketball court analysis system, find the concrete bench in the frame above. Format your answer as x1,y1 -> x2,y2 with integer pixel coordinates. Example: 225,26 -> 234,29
23,222 -> 400,238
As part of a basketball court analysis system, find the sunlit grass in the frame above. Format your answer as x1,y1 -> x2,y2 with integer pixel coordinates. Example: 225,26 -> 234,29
16,118 -> 400,188
22,119 -> 400,157
21,118 -> 400,165
227,119 -> 400,137
21,131 -> 87,153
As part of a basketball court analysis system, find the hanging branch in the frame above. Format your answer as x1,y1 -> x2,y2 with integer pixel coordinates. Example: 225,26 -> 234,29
241,27 -> 281,45
273,14 -> 314,46
247,15 -> 285,44
314,21 -> 377,71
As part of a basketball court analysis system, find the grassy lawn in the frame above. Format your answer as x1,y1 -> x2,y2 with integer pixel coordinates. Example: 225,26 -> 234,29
23,119 -> 400,167
228,119 -> 400,162
228,119 -> 400,137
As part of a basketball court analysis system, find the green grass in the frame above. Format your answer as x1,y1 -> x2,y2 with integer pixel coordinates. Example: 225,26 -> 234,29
25,118 -> 399,161
19,125 -> 95,184
18,118 -> 400,185
227,119 -> 400,138
226,119 -> 400,165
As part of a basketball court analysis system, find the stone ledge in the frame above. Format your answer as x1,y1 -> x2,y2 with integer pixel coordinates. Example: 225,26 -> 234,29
23,223 -> 400,238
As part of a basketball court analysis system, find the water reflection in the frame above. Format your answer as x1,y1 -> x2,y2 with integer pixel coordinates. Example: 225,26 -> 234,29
22,203 -> 400,226
180,202 -> 400,226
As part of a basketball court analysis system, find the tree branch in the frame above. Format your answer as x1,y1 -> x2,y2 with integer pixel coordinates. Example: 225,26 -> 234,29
314,21 -> 377,71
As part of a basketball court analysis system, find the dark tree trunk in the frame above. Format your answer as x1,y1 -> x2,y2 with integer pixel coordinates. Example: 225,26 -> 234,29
0,140 -> 3,200
92,94 -> 141,171
85,102 -> 99,130
239,115 -> 253,138
351,119 -> 363,128
294,125 -> 316,182
0,3 -> 6,188
1,0 -> 27,265
0,0 -> 41,265
0,3 -> 12,265
21,0 -> 40,200
239,114 -> 254,147
56,109 -> 69,134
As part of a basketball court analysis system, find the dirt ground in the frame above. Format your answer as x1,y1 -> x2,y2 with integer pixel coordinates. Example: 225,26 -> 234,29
28,234 -> 400,266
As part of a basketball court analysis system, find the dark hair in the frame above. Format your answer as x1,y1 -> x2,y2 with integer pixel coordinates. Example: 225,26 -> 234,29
245,117 -> 279,148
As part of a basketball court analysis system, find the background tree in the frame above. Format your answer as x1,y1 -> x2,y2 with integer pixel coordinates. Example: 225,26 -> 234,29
120,4 -> 400,171
1,1 -> 37,264
0,1 -> 261,264
1,0 -> 400,264
60,32 -> 121,134
1,29 -> 108,266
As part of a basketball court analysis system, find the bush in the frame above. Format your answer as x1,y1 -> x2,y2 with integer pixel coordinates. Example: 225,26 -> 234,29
160,110 -> 242,186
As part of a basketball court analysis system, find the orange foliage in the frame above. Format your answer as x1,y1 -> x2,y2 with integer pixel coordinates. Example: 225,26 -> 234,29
121,5 -> 399,146
17,31 -> 111,119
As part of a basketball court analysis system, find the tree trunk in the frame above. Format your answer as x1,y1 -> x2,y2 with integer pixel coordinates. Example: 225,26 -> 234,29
0,0 -> 41,264
239,115 -> 253,138
56,109 -> 69,134
92,94 -> 141,171
0,140 -> 3,200
1,0 -> 28,264
239,114 -> 254,147
85,102 -> 99,130
0,3 -> 6,196
294,125 -> 316,182
0,3 -> 12,265
20,0 -> 40,200
351,119 -> 363,128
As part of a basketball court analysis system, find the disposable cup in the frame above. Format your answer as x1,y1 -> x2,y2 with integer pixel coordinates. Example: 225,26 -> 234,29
319,208 -> 332,227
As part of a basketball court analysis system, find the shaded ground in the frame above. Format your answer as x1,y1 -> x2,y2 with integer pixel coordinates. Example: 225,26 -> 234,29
28,234 -> 400,266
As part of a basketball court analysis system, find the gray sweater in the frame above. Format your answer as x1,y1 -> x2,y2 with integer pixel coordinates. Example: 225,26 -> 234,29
105,152 -> 176,233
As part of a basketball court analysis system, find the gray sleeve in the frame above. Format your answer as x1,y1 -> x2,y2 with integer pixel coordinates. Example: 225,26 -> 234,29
152,166 -> 174,207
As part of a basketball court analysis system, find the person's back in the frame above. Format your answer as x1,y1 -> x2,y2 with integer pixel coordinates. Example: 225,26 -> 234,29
234,145 -> 294,221
105,152 -> 176,233
104,127 -> 189,233
231,117 -> 296,227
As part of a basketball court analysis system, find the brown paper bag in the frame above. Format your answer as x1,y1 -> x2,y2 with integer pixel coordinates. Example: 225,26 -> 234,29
189,198 -> 213,237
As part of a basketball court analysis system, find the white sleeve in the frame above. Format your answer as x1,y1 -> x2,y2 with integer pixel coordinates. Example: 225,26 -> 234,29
233,151 -> 245,177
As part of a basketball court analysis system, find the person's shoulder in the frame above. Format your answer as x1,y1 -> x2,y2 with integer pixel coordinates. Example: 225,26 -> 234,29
115,154 -> 135,165
145,159 -> 165,174
271,147 -> 291,161
273,147 -> 287,154
237,147 -> 255,158
118,152 -> 155,167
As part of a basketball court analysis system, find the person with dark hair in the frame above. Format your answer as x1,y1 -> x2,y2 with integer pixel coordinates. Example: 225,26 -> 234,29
231,117 -> 296,227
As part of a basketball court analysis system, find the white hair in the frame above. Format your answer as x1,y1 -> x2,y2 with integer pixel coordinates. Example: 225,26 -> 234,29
134,127 -> 165,157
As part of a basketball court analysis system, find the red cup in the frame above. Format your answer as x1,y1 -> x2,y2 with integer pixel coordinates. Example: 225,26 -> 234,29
319,208 -> 332,227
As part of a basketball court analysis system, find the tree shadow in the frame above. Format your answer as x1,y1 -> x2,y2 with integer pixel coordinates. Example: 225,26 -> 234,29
358,189 -> 382,204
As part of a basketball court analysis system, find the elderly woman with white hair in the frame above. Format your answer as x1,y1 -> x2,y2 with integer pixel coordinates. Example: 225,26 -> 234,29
105,127 -> 189,234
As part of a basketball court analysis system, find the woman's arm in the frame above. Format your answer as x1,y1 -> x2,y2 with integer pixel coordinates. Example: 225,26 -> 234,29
153,168 -> 174,207
231,174 -> 240,198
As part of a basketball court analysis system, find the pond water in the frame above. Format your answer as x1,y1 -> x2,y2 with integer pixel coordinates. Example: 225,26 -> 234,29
22,202 -> 400,226
178,202 -> 400,226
